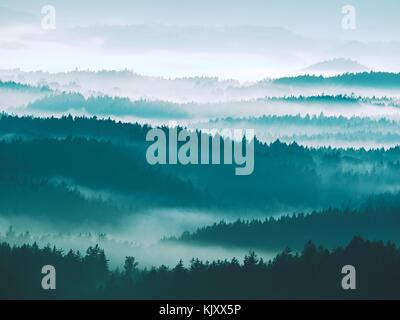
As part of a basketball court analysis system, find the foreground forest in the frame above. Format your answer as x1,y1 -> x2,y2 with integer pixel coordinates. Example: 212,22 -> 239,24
1,237 -> 399,300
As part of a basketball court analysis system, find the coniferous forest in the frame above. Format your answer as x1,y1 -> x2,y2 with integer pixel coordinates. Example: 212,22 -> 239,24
1,237 -> 400,300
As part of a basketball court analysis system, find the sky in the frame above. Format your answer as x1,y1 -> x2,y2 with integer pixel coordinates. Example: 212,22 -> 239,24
1,0 -> 399,80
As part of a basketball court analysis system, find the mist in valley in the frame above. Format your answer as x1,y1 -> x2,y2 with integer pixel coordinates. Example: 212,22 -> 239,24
0,208 -> 279,269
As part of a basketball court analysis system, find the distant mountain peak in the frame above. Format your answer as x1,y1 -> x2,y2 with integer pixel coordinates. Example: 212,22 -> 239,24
304,58 -> 370,75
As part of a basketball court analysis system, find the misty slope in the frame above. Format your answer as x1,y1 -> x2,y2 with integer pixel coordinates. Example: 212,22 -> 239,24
197,114 -> 400,149
303,58 -> 370,75
0,80 -> 51,110
4,90 -> 400,142
271,72 -> 400,88
0,81 -> 50,92
26,93 -> 188,119
1,114 -> 400,225
2,71 -> 400,106
168,193 -> 400,251
24,92 -> 400,120
0,135 -> 207,223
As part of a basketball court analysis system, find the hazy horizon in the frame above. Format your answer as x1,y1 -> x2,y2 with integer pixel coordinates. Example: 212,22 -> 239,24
2,0 -> 400,80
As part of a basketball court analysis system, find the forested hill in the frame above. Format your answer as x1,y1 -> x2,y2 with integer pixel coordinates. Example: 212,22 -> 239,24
0,80 -> 50,92
0,113 -> 150,142
1,114 -> 400,224
167,192 -> 400,251
272,72 -> 400,88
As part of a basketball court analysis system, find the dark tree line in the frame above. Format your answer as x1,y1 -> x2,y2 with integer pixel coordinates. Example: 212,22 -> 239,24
0,113 -> 150,142
0,80 -> 50,92
168,192 -> 400,251
274,71 -> 400,88
1,237 -> 399,299
26,93 -> 187,118
212,113 -> 400,129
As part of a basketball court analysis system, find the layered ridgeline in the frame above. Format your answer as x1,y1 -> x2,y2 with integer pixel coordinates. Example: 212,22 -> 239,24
1,237 -> 399,299
26,93 -> 188,119
1,70 -> 400,103
0,80 -> 51,110
3,85 -> 400,149
1,114 -> 400,224
0,80 -> 50,92
2,72 -> 400,151
195,114 -> 400,149
21,92 -> 400,123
